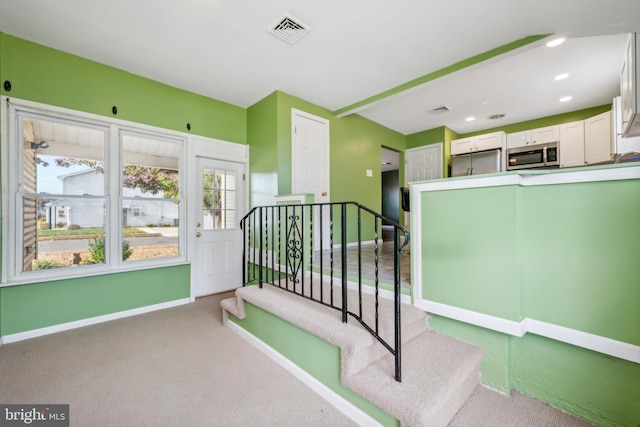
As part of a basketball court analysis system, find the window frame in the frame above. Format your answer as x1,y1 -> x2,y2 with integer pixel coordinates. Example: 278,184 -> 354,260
1,97 -> 187,285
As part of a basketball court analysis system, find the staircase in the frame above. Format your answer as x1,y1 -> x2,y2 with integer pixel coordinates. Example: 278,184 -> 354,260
221,282 -> 484,427
223,201 -> 485,426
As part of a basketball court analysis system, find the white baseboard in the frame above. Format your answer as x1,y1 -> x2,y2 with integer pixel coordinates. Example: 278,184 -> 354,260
227,320 -> 383,427
417,298 -> 640,364
1,298 -> 191,344
416,298 -> 525,336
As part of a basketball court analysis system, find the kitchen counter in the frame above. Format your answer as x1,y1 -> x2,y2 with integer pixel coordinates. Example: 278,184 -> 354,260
410,160 -> 640,193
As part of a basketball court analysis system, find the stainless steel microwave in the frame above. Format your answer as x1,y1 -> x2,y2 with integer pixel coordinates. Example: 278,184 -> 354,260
507,142 -> 559,170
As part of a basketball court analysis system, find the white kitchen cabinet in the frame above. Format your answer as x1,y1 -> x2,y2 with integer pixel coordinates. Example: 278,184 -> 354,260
531,125 -> 560,145
507,125 -> 559,149
612,96 -> 640,153
450,137 -> 475,155
506,131 -> 530,148
620,33 -> 640,137
451,131 -> 504,155
585,111 -> 613,164
559,121 -> 585,168
475,132 -> 504,152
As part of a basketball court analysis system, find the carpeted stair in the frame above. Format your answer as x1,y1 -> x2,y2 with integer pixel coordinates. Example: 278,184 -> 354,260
221,282 -> 484,427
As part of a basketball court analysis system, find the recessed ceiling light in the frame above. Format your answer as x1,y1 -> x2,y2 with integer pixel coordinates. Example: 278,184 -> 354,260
546,37 -> 565,47
480,100 -> 490,105
465,116 -> 475,122
554,73 -> 570,81
560,96 -> 572,102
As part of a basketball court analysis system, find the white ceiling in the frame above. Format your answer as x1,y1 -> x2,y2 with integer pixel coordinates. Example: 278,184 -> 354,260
1,0 -> 639,136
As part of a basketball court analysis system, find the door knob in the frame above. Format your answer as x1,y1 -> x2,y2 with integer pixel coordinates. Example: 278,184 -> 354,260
196,232 -> 201,238
321,192 -> 327,196
196,222 -> 201,227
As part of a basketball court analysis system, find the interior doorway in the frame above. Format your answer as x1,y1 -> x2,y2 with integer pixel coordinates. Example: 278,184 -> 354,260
381,147 -> 400,242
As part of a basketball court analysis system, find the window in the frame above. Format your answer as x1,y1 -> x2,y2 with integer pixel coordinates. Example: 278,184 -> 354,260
18,115 -> 107,272
121,132 -> 181,261
4,101 -> 185,282
202,168 -> 236,230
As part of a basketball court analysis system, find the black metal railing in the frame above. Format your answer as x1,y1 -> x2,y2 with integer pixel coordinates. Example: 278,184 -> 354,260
240,201 -> 409,382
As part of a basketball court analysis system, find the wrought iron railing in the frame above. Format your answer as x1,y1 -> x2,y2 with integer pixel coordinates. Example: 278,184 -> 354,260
240,201 -> 409,381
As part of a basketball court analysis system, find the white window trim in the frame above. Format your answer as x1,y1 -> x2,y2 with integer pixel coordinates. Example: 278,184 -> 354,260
1,96 -> 189,286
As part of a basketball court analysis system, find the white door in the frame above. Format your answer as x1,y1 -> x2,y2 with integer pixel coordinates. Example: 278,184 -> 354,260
405,144 -> 442,183
291,109 -> 330,250
193,157 -> 245,296
405,144 -> 442,227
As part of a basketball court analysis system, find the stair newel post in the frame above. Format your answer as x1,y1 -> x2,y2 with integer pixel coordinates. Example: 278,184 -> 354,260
241,214 -> 246,286
258,207 -> 264,288
319,204 -> 324,303
308,204 -> 314,300
374,215 -> 380,335
394,226 -> 402,382
357,206 -> 363,319
341,203 -> 348,323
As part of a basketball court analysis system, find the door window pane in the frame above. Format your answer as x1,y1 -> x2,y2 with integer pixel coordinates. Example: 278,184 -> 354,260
202,169 -> 236,230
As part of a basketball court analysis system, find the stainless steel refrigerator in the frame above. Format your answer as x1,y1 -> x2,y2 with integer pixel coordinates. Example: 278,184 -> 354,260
451,148 -> 501,177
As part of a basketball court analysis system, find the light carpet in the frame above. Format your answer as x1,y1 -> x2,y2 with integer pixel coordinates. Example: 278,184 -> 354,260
0,292 -> 358,427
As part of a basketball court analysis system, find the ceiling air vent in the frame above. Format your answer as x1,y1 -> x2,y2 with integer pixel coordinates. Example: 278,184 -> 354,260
428,105 -> 451,115
488,113 -> 506,120
269,16 -> 310,44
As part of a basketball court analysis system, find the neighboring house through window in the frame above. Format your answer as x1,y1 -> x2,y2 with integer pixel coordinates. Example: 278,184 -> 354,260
3,99 -> 185,281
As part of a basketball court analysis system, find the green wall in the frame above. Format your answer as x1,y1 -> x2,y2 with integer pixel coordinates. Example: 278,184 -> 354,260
420,171 -> 640,426
429,315 -> 640,427
246,91 -> 407,238
421,173 -> 639,343
0,33 -> 246,143
231,303 -> 400,427
247,92 -> 279,206
421,185 -> 521,320
1,265 -> 190,335
0,33 -> 246,337
521,179 -> 639,344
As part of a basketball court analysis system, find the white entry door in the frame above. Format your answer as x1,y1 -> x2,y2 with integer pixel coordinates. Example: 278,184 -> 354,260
291,109 -> 330,250
193,157 -> 245,297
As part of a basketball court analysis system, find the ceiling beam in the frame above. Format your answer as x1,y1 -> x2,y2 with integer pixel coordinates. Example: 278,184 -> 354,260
333,34 -> 551,118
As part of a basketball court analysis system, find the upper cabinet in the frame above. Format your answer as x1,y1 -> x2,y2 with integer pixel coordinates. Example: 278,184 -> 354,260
450,131 -> 505,155
509,112 -> 612,168
507,125 -> 559,149
531,125 -> 560,146
621,33 -> 640,137
584,111 -> 612,164
558,112 -> 612,167
559,121 -> 585,168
